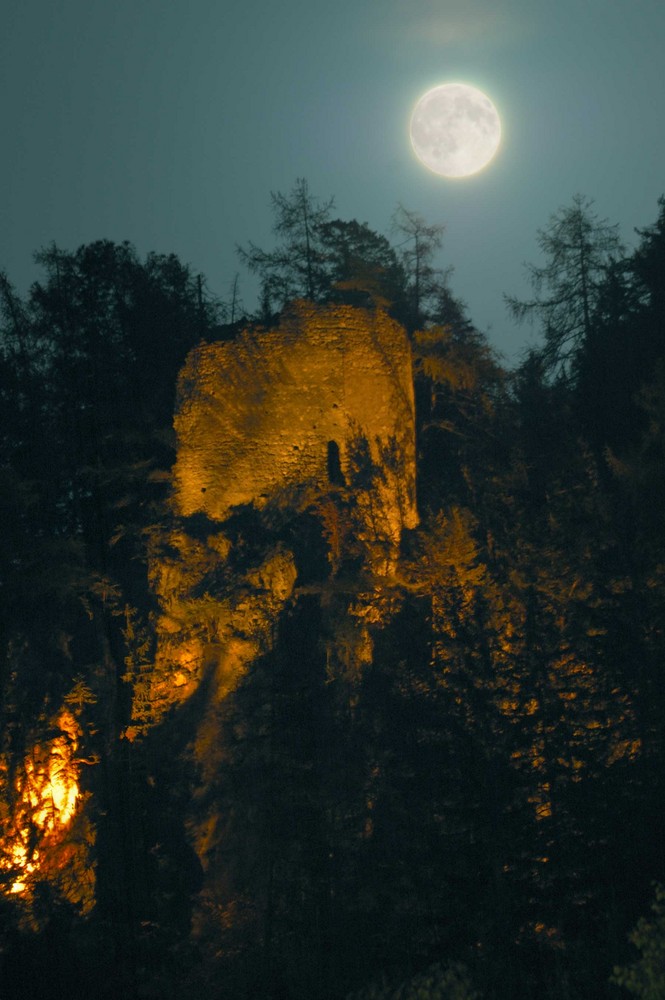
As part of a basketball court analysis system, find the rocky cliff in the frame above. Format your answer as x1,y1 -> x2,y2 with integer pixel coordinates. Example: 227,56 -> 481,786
127,302 -> 417,735
174,300 -> 417,545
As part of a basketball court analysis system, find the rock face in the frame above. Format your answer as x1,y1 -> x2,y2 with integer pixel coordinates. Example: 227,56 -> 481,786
122,302 -> 421,952
174,301 -> 417,547
127,304 -> 417,735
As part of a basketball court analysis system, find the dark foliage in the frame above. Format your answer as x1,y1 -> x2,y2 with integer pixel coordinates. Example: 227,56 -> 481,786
2,194 -> 665,1000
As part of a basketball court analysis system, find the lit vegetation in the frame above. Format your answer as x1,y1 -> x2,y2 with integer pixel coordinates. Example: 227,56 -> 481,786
1,190 -> 665,999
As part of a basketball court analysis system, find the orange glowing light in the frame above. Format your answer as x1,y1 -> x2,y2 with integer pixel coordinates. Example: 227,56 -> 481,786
1,710 -> 82,896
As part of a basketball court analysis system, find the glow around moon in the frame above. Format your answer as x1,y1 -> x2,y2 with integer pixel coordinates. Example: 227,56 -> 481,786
410,83 -> 501,178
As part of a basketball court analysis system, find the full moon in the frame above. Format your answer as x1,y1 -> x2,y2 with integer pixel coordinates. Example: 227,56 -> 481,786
410,83 -> 501,178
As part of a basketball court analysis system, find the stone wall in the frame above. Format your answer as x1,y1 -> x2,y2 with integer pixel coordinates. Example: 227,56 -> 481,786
173,301 -> 417,544
125,304 -> 418,736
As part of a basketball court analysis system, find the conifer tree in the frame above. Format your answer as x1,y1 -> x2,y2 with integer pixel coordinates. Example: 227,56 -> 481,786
506,194 -> 623,380
237,177 -> 334,309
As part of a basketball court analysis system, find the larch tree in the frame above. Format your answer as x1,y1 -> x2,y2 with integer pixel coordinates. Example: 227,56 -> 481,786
505,194 -> 623,380
236,177 -> 334,311
391,205 -> 446,331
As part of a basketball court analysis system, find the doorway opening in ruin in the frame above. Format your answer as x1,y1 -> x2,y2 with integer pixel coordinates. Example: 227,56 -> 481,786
326,440 -> 345,487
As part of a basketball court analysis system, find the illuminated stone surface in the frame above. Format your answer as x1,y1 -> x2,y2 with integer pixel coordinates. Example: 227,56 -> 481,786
125,304 -> 417,735
174,301 -> 417,543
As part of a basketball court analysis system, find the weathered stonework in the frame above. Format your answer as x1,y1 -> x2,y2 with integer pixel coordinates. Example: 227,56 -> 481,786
127,304 -> 417,734
174,301 -> 417,547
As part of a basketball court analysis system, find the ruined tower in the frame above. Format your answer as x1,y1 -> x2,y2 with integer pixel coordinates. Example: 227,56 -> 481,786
174,300 -> 417,545
127,303 -> 417,734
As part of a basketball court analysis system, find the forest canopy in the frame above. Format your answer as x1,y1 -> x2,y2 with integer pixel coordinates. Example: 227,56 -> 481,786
1,187 -> 665,1000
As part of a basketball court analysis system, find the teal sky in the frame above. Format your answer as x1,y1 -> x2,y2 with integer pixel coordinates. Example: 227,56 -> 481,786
2,0 -> 664,361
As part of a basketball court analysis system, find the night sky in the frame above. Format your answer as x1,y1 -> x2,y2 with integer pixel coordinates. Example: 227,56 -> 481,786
2,0 -> 665,361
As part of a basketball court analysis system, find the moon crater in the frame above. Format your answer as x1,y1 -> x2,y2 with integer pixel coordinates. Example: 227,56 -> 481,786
410,83 -> 501,178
